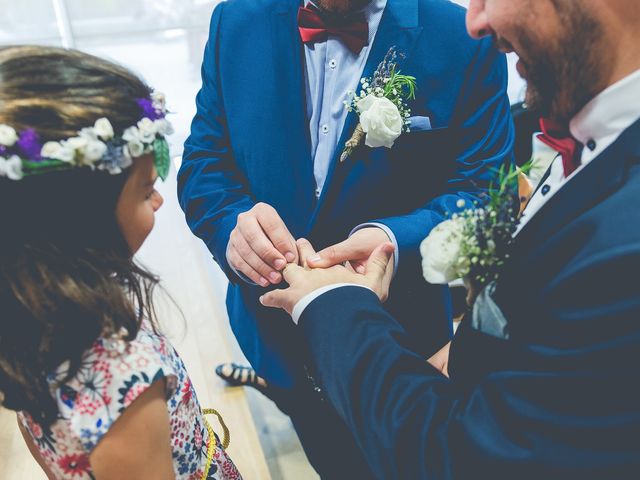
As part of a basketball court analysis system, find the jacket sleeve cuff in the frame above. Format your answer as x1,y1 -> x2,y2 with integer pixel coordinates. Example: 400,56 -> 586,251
292,284 -> 374,324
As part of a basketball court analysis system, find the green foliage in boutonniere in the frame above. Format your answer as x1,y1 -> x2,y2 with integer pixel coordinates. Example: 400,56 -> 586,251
420,163 -> 531,290
340,47 -> 417,162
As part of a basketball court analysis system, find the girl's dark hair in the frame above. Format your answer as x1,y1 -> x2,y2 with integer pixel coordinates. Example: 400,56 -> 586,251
0,46 -> 159,425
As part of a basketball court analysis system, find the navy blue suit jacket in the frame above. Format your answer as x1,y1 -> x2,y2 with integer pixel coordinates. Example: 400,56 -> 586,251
179,0 -> 514,386
299,118 -> 640,478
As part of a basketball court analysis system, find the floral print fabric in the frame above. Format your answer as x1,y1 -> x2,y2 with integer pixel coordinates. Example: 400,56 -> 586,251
18,322 -> 241,479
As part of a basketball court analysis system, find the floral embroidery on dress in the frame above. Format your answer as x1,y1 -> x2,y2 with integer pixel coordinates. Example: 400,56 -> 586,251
17,321 -> 241,479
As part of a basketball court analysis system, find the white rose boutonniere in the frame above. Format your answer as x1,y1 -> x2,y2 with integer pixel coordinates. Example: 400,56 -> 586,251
420,215 -> 469,284
341,47 -> 416,162
420,165 -> 524,307
357,95 -> 404,148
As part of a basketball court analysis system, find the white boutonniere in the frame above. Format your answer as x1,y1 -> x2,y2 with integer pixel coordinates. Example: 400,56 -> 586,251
420,165 -> 524,292
341,48 -> 416,162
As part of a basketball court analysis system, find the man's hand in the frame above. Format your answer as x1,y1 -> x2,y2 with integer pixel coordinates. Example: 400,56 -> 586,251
306,227 -> 395,294
260,243 -> 395,315
427,342 -> 451,378
227,203 -> 298,287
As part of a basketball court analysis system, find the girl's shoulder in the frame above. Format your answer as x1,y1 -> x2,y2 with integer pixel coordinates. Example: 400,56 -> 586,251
51,322 -> 180,452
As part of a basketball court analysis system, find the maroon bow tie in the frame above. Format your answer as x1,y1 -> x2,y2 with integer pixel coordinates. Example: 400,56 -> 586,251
537,118 -> 583,178
298,5 -> 369,54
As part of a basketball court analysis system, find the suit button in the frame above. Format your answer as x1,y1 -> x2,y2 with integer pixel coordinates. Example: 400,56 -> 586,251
541,184 -> 551,195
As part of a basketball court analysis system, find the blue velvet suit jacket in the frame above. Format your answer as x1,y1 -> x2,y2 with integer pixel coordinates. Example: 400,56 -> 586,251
178,0 -> 514,386
299,118 -> 640,478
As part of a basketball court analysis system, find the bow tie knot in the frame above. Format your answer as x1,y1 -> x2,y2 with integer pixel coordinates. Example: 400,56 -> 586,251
537,118 -> 583,178
298,5 -> 369,54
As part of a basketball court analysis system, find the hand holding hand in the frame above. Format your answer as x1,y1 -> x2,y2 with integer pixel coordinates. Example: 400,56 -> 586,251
306,227 -> 394,273
227,203 -> 298,287
260,242 -> 395,316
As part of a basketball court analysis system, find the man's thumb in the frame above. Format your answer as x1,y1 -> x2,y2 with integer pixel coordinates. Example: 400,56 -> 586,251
365,243 -> 394,280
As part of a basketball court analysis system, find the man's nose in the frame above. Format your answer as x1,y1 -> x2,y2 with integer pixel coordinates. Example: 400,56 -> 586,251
466,0 -> 492,39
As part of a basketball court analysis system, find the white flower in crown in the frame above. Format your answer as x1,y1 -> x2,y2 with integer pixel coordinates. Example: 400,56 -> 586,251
42,141 -> 74,163
0,155 -> 23,180
123,126 -> 145,158
154,118 -> 174,137
82,139 -> 108,164
357,95 -> 404,148
151,91 -> 167,111
93,118 -> 114,140
136,118 -> 157,144
0,125 -> 18,147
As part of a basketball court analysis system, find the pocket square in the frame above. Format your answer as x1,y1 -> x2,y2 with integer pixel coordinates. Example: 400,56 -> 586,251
408,115 -> 432,132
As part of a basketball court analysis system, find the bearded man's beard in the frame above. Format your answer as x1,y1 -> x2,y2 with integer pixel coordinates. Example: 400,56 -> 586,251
520,5 -> 610,124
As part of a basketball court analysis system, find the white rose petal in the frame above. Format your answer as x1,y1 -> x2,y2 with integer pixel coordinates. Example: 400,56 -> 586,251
420,217 -> 467,284
94,118 -> 114,140
357,95 -> 403,149
0,125 -> 18,147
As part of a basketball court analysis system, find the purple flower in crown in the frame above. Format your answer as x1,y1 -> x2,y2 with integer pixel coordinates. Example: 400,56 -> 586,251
16,128 -> 43,161
137,98 -> 165,121
0,145 -> 6,155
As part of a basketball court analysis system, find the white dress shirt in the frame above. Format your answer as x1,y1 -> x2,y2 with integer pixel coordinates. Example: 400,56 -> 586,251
305,0 -> 387,198
516,68 -> 640,234
294,68 -> 640,324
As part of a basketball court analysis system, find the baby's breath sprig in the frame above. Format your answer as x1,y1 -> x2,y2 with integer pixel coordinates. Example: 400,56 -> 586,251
421,164 -> 523,290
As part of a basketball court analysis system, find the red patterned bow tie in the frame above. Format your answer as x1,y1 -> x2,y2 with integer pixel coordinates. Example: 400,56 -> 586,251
298,5 -> 369,54
537,118 -> 583,178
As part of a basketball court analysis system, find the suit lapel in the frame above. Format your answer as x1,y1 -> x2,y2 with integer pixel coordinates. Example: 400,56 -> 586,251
270,1 -> 315,231
310,0 -> 424,223
515,118 -> 640,252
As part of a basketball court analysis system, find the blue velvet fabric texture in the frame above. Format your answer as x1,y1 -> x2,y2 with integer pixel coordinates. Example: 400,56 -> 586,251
178,0 -> 514,386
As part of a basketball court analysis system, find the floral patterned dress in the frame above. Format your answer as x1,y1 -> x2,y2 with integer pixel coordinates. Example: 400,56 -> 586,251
17,322 -> 242,480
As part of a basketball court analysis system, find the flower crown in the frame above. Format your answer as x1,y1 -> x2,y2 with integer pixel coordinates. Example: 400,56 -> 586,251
0,92 -> 174,182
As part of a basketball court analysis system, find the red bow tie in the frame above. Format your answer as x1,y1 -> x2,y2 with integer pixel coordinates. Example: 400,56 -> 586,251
537,118 -> 583,178
298,5 -> 369,54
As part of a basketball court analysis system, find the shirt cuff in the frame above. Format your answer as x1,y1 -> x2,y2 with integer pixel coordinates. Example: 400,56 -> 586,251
226,241 -> 258,286
350,223 -> 399,276
292,283 -> 374,325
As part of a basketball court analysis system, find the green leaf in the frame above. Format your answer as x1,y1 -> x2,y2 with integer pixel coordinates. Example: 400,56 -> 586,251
153,138 -> 170,181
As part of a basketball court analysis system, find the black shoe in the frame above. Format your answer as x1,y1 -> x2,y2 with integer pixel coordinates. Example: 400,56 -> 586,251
215,363 -> 268,391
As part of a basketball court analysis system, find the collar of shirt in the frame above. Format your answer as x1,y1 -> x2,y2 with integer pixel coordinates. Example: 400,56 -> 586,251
570,67 -> 640,166
306,0 -> 387,41
516,68 -> 640,235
